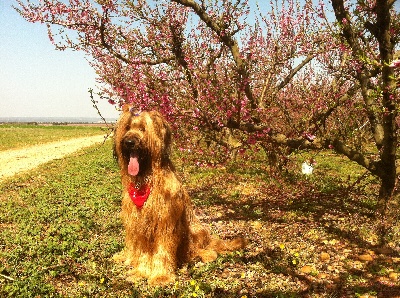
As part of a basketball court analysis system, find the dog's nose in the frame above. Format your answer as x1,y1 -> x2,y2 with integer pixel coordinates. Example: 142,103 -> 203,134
124,138 -> 139,148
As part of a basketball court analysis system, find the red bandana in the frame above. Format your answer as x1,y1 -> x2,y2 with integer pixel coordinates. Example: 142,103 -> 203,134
128,183 -> 151,208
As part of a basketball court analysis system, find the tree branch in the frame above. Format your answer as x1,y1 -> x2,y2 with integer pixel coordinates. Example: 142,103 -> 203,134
326,138 -> 384,178
171,0 -> 256,108
169,22 -> 199,99
99,9 -> 131,64
276,54 -> 315,91
100,9 -> 175,66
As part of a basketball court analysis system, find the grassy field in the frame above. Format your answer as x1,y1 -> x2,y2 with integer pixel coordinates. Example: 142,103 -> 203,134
0,125 -> 399,297
0,124 -> 110,151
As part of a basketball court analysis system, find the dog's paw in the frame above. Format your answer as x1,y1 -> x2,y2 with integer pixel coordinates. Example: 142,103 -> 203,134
125,269 -> 174,285
125,272 -> 142,283
197,248 -> 218,263
112,251 -> 128,264
148,274 -> 175,286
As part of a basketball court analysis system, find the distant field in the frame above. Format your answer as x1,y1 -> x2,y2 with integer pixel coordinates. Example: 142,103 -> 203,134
0,124 -> 111,151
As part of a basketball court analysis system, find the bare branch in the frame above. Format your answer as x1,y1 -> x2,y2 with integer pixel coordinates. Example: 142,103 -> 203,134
99,9 -> 175,66
276,54 -> 315,91
171,0 -> 256,107
326,138 -> 383,178
99,9 -> 131,64
0,273 -> 15,281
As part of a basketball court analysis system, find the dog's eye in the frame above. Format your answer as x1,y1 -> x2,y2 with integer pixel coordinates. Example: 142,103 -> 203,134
139,126 -> 146,132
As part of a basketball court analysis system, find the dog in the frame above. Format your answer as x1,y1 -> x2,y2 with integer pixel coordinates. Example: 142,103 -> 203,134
112,105 -> 246,285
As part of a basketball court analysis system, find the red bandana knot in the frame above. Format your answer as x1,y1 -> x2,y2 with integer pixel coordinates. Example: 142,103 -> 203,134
128,183 -> 151,208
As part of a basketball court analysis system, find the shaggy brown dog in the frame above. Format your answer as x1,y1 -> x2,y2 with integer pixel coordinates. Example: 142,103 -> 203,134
113,105 -> 246,285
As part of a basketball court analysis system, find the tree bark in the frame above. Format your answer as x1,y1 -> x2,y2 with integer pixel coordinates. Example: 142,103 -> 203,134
374,0 -> 397,244
331,0 -> 398,244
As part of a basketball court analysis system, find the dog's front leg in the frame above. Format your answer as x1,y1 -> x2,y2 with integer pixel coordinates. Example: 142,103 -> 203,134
124,246 -> 175,285
144,207 -> 186,285
146,245 -> 177,285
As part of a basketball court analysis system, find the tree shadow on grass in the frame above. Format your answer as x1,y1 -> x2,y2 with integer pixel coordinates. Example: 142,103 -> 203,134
186,169 -> 400,297
190,172 -> 385,248
237,249 -> 400,297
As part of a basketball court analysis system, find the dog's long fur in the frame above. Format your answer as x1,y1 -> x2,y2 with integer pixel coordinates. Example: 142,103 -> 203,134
113,106 -> 246,285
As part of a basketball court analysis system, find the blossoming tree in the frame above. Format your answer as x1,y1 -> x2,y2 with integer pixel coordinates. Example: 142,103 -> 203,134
328,0 -> 399,241
16,0 -> 399,242
17,0 -> 334,156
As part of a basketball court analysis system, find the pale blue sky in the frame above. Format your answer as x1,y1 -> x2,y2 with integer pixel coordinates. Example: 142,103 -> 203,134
0,0 -> 119,119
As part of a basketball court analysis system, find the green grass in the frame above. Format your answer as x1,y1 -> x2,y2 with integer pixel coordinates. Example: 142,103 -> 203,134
0,124 -> 110,151
0,127 -> 399,297
0,142 -> 124,297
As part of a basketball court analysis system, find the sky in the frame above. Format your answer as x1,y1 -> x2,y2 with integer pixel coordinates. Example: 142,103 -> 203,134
0,0 -> 120,119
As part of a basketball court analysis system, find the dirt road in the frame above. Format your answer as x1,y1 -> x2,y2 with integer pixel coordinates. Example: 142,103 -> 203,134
0,135 -> 107,181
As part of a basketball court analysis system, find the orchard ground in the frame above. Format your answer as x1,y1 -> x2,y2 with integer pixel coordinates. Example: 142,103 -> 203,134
0,124 -> 399,297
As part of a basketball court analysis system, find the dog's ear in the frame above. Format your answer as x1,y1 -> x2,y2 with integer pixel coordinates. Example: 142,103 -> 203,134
112,125 -> 118,160
163,120 -> 172,152
161,120 -> 172,164
149,111 -> 172,160
113,106 -> 133,164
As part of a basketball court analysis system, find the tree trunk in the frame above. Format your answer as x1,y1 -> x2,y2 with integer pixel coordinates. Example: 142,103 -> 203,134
376,172 -> 396,245
374,0 -> 398,246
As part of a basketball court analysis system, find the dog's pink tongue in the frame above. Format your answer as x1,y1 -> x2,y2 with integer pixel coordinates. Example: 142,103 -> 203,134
128,156 -> 139,176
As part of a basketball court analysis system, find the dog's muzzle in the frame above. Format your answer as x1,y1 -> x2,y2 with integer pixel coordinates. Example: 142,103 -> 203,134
123,136 -> 141,151
122,135 -> 148,177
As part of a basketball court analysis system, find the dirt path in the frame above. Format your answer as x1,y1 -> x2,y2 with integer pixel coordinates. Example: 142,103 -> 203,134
0,135 -> 107,181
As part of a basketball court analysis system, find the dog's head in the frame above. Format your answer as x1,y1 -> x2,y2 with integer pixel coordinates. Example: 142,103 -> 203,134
114,105 -> 172,177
